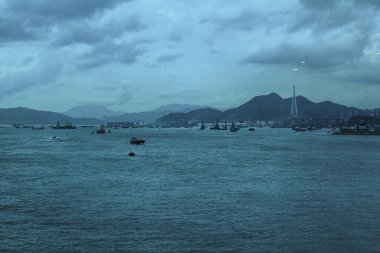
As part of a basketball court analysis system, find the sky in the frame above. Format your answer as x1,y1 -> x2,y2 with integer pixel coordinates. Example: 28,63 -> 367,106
0,0 -> 379,112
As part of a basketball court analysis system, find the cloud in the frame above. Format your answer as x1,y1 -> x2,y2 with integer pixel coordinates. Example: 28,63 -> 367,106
204,10 -> 261,32
53,15 -> 146,47
0,0 -> 130,43
292,0 -> 377,33
156,53 -> 182,63
0,16 -> 39,42
242,37 -> 366,69
241,0 -> 379,88
4,0 -> 126,20
79,39 -> 149,69
0,59 -> 63,100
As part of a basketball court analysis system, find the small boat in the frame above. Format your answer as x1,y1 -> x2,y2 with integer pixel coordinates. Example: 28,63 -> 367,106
52,136 -> 61,141
210,118 -> 222,130
199,122 -> 206,130
293,126 -> 307,132
96,124 -> 106,134
130,137 -> 145,145
230,122 -> 239,132
248,127 -> 255,131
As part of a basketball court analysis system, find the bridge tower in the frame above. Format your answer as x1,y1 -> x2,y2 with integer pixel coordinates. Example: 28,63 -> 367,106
290,85 -> 299,119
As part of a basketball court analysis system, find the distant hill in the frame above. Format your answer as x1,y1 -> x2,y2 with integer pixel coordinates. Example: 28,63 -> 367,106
106,103 -> 202,123
0,107 -> 101,125
65,105 -> 122,119
158,93 -> 373,125
158,108 -> 223,127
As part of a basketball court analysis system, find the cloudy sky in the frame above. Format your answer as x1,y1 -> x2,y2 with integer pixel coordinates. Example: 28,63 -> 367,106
0,0 -> 379,112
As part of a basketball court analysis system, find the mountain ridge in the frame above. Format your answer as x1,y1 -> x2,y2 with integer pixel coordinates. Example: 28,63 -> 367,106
0,107 -> 100,125
158,93 -> 375,125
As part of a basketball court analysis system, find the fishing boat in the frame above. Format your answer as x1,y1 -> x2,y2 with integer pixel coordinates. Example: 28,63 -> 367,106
96,124 -> 106,134
199,122 -> 206,130
230,122 -> 239,132
130,137 -> 145,144
210,119 -> 221,130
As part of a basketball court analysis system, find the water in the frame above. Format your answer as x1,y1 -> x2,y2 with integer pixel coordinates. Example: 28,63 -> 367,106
1,127 -> 380,252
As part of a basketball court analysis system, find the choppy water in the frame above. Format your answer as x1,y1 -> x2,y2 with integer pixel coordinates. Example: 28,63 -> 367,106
1,127 -> 380,252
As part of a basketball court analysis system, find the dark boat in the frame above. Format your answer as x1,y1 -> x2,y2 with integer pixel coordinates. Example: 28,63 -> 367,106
199,122 -> 206,130
230,122 -> 239,132
96,124 -> 106,134
52,120 -> 76,129
248,127 -> 255,131
293,126 -> 307,132
210,119 -> 221,130
130,137 -> 145,144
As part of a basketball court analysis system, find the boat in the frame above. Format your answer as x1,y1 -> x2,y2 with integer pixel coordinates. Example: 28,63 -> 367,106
230,122 -> 239,132
248,127 -> 255,131
332,120 -> 380,135
293,126 -> 307,132
96,124 -> 106,134
52,136 -> 61,141
210,119 -> 221,130
130,137 -> 145,144
52,120 -> 76,129
199,122 -> 206,130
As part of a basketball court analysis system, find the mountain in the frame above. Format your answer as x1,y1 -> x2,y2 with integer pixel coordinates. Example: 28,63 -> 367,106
65,105 -> 122,119
158,108 -> 223,127
106,103 -> 202,123
158,93 -> 373,126
0,107 -> 101,125
153,103 -> 202,112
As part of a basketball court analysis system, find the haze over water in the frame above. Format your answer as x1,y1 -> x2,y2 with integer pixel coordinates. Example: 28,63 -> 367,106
1,127 -> 380,252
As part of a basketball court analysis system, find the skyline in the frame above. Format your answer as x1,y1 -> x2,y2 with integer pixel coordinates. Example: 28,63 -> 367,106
0,0 -> 380,112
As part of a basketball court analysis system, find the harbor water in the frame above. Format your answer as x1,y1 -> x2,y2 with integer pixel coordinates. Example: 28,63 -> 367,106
1,127 -> 380,252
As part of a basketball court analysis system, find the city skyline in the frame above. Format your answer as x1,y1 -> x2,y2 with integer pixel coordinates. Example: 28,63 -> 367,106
0,0 -> 379,112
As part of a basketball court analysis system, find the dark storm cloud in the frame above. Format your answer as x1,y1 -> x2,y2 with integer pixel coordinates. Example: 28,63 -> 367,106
301,0 -> 380,9
0,0 -> 129,43
156,53 -> 183,63
4,0 -> 126,20
53,15 -> 146,47
0,16 -> 38,42
79,39 -> 149,69
242,0 -> 379,85
242,38 -> 367,69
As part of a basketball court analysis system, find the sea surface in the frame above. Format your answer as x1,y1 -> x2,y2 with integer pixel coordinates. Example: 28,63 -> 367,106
1,127 -> 380,252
